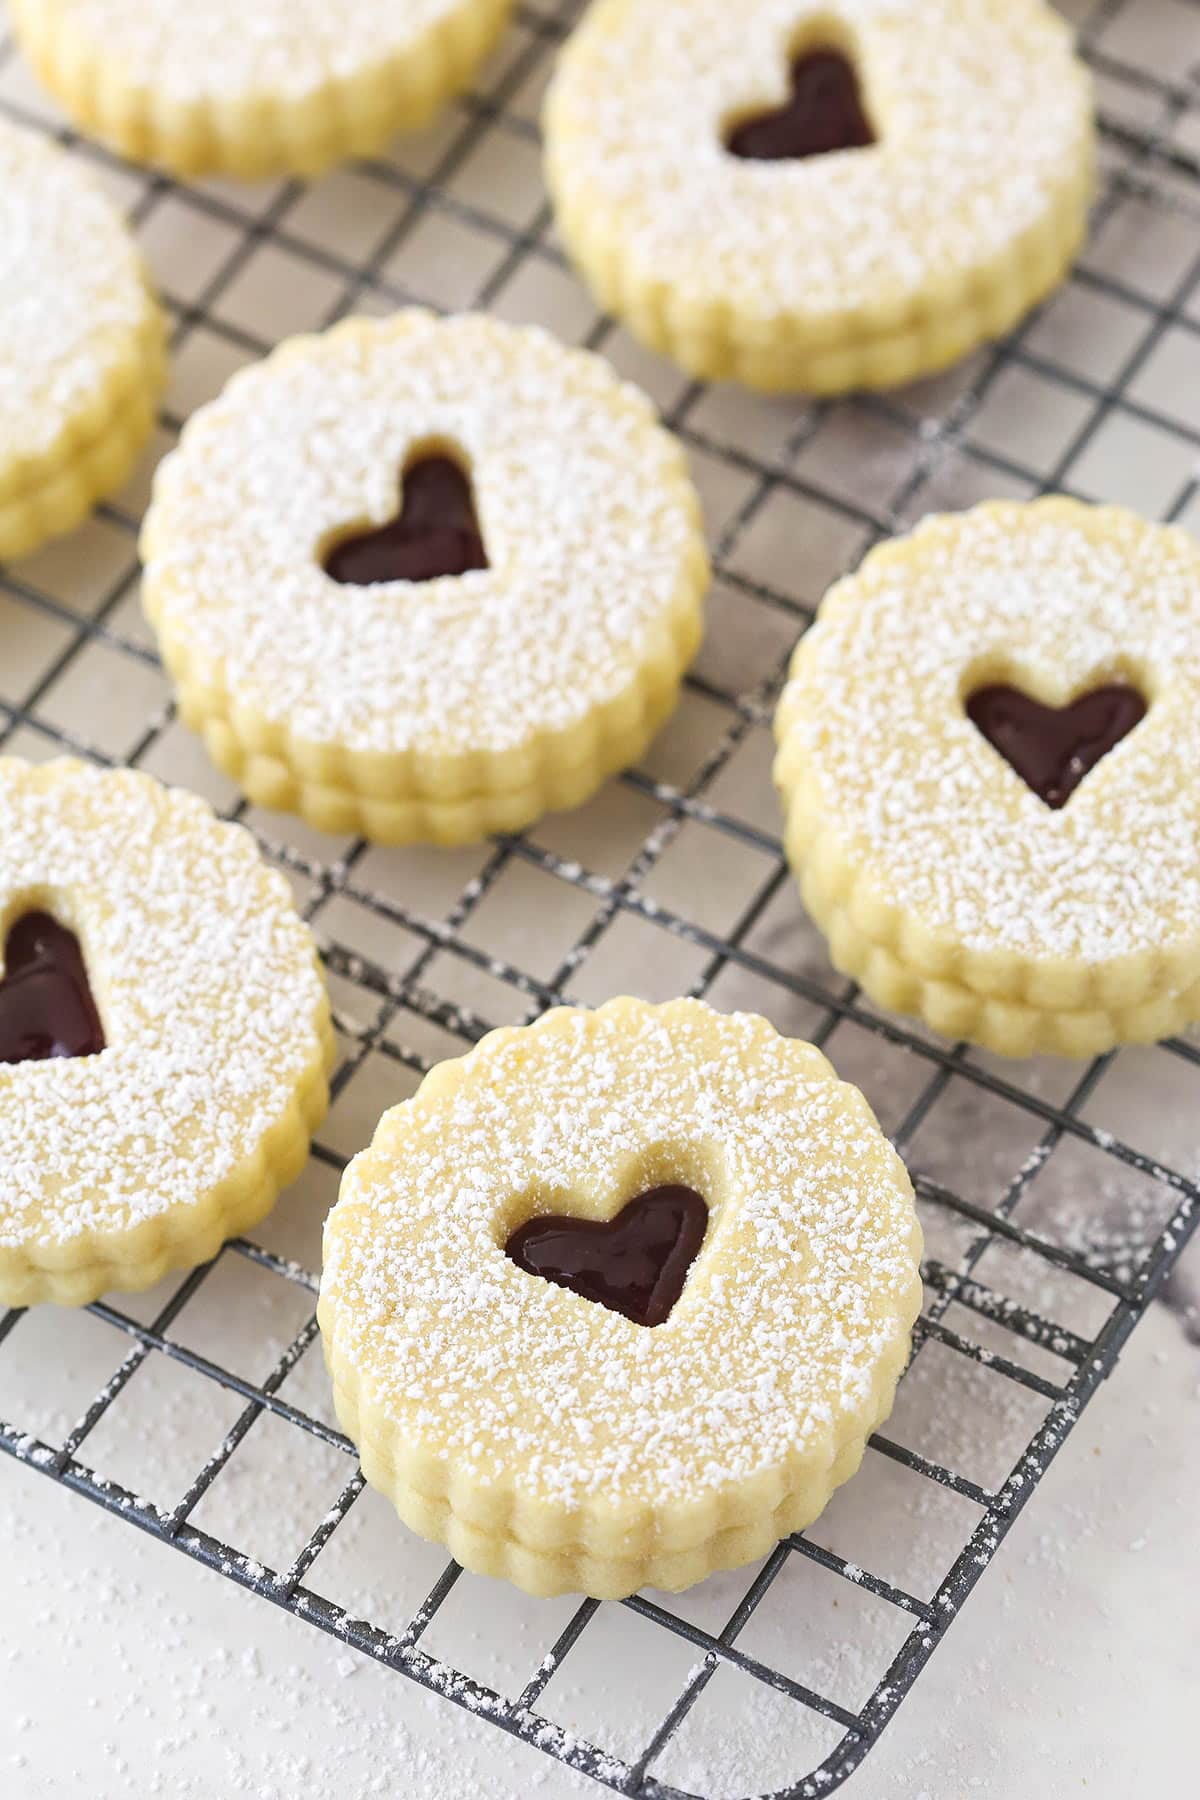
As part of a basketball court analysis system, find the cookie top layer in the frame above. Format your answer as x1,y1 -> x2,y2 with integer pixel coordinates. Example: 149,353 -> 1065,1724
13,0 -> 477,101
545,0 -> 1092,323
141,311 -> 706,761
0,119 -> 158,488
0,758 -> 328,1254
320,998 -> 921,1512
775,500 -> 1200,966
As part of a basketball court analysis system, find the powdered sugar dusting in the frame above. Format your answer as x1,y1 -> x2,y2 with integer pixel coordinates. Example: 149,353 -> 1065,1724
0,119 -> 154,475
16,0 -> 485,103
321,999 -> 921,1508
778,501 -> 1200,965
0,758 -> 328,1251
142,312 -> 703,759
545,0 -> 1090,320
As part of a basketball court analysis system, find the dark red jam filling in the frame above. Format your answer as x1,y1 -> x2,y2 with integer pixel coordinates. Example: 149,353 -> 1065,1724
966,684 -> 1147,809
0,911 -> 105,1064
505,1185 -> 709,1327
323,453 -> 488,586
726,48 -> 875,162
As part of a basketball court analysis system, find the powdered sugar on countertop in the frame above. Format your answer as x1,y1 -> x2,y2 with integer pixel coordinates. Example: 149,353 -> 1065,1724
141,312 -> 704,759
0,118 -> 155,472
321,999 -> 922,1508
0,758 -> 328,1250
4,1267 -> 1196,1799
777,501 -> 1200,964
545,0 -> 1091,319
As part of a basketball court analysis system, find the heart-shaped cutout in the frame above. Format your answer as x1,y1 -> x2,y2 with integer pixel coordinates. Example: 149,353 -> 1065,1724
726,47 -> 875,162
0,911 -> 105,1064
967,683 -> 1147,810
323,452 -> 488,586
505,1184 -> 709,1327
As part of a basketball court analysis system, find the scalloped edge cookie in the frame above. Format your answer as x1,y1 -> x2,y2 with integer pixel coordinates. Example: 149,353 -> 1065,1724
318,997 -> 923,1598
0,758 -> 334,1307
544,0 -> 1093,394
0,120 -> 165,562
10,0 -> 514,178
140,311 -> 708,847
774,499 -> 1200,1058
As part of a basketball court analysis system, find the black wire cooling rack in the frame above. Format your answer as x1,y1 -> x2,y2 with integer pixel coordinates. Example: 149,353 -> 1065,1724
2,1 -> 1200,1794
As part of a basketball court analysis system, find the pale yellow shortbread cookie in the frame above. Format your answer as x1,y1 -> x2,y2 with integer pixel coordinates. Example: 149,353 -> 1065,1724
0,120 -> 164,562
0,758 -> 333,1307
544,0 -> 1093,393
774,500 -> 1200,1058
141,311 -> 708,846
10,0 -> 513,178
319,998 -> 923,1598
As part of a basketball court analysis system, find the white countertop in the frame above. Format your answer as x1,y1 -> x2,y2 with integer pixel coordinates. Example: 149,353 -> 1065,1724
3,1250 -> 1197,1800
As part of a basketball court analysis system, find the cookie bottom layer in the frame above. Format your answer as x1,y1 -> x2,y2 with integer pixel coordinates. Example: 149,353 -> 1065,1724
789,824 -> 1200,1058
11,0 -> 513,178
324,1328 -> 907,1599
0,336 -> 164,562
161,611 -> 702,846
0,1020 -> 333,1308
549,166 -> 1088,395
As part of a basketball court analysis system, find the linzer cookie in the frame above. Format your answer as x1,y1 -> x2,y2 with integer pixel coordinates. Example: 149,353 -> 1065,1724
774,500 -> 1200,1058
544,0 -> 1093,393
0,119 -> 164,562
141,311 -> 708,845
318,998 -> 922,1598
10,0 -> 513,178
0,758 -> 333,1307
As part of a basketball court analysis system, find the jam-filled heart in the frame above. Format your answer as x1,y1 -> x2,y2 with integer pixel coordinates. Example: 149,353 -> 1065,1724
967,683 -> 1147,810
0,911 -> 105,1064
726,48 -> 875,162
323,452 -> 488,586
505,1184 -> 709,1327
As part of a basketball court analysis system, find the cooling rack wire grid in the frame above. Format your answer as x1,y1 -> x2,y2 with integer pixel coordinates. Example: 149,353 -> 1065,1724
1,1 -> 1200,1795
